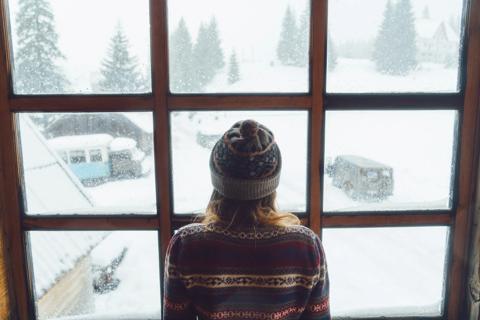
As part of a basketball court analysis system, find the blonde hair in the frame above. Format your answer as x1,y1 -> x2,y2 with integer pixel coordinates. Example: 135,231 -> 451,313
201,190 -> 300,228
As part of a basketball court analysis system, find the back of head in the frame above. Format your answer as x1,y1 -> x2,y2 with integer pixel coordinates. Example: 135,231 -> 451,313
204,119 -> 299,227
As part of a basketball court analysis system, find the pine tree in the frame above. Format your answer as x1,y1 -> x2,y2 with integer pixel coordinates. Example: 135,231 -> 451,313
192,23 -> 214,90
207,17 -> 225,71
14,0 -> 68,94
393,0 -> 417,75
295,8 -> 309,67
228,51 -> 240,84
373,0 -> 396,74
327,34 -> 338,71
98,24 -> 145,93
277,6 -> 298,66
169,18 -> 195,92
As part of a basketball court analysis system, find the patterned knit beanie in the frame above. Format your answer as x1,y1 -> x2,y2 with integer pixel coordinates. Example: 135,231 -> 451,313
210,119 -> 281,200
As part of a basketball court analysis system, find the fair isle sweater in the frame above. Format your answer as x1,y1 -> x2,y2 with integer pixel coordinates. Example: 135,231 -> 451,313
164,223 -> 330,320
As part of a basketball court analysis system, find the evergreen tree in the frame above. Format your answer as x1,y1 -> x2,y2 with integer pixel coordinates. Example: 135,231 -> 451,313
295,8 -> 309,67
373,0 -> 396,74
277,6 -> 298,66
169,18 -> 195,92
192,23 -> 214,90
206,17 -> 225,71
392,0 -> 417,75
228,50 -> 240,84
327,34 -> 338,71
98,24 -> 145,93
14,0 -> 68,94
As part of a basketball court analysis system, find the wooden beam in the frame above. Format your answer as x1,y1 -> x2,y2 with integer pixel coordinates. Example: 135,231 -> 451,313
168,95 -> 311,109
448,0 -> 480,317
309,0 -> 327,235
150,0 -> 172,259
323,213 -> 452,228
23,217 -> 159,230
10,95 -> 153,112
0,0 -> 31,317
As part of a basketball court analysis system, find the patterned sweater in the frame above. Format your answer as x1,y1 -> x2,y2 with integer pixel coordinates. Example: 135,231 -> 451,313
164,223 -> 330,320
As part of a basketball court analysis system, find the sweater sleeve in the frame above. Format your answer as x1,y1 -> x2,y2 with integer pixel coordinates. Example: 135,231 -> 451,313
163,232 -> 196,320
300,235 -> 331,320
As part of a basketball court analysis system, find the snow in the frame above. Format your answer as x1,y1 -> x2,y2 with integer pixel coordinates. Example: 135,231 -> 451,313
323,227 -> 449,317
31,232 -> 161,319
48,134 -> 114,151
327,58 -> 458,93
90,232 -> 161,317
122,112 -> 154,134
109,137 -> 137,152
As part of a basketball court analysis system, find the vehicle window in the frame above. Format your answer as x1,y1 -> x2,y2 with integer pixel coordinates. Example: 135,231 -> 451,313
90,149 -> 103,162
70,150 -> 86,164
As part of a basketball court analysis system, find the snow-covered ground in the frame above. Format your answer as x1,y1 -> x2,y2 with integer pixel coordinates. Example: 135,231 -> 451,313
327,58 -> 458,93
90,232 -> 161,318
323,226 -> 448,317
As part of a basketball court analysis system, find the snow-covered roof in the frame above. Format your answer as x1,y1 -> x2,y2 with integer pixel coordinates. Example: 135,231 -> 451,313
30,231 -> 107,299
19,117 -> 106,298
336,155 -> 391,169
416,19 -> 459,43
48,134 -> 114,151
110,137 -> 137,152
20,117 -> 95,213
121,112 -> 153,134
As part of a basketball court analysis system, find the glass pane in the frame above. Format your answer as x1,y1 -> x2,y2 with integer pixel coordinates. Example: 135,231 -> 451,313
168,0 -> 310,93
323,110 -> 457,212
8,0 -> 151,94
171,111 -> 308,213
327,0 -> 464,93
28,231 -> 161,320
18,113 -> 156,215
323,227 -> 448,317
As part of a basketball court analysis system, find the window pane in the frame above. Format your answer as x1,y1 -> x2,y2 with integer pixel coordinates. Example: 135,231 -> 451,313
327,0 -> 464,93
8,0 -> 151,94
323,110 -> 457,212
18,113 -> 156,215
171,111 -> 308,213
323,227 -> 448,317
168,0 -> 310,93
28,231 -> 161,319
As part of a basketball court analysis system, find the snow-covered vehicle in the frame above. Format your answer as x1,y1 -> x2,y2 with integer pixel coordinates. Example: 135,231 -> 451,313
328,155 -> 394,200
109,137 -> 150,178
49,134 -> 150,184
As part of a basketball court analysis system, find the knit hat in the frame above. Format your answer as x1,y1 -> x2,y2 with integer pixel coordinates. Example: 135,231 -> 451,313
210,119 -> 281,200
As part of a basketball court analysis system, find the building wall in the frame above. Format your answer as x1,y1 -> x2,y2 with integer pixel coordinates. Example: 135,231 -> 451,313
37,256 -> 95,320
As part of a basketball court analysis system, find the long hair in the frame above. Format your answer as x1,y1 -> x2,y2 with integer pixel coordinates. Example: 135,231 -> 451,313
201,190 -> 300,228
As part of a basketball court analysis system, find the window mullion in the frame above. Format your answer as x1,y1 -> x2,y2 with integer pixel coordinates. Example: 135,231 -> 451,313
9,95 -> 154,112
150,0 -> 172,258
448,0 -> 480,317
168,95 -> 311,109
0,1 -> 32,317
310,0 -> 327,235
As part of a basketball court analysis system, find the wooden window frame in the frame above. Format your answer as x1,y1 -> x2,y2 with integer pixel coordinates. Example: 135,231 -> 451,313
0,0 -> 479,319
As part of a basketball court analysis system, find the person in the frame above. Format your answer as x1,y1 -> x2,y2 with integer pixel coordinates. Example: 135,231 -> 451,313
164,119 -> 330,320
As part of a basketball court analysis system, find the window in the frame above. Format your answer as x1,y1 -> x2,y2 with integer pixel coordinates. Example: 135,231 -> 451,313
0,0 -> 479,319
89,149 -> 103,162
